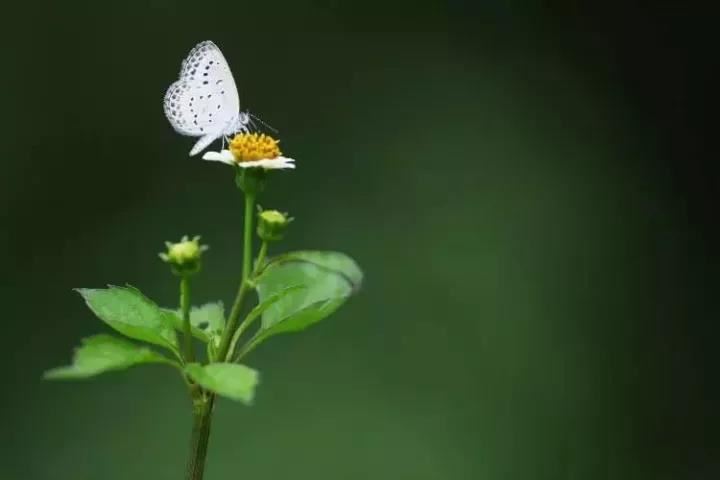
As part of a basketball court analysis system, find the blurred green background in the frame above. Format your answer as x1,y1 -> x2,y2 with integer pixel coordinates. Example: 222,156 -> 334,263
1,1 -> 717,479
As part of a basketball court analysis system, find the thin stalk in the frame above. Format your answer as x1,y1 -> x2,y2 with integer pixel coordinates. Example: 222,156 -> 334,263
225,241 -> 268,361
180,275 -> 194,363
185,396 -> 214,480
233,339 -> 258,363
254,241 -> 268,273
216,192 -> 256,362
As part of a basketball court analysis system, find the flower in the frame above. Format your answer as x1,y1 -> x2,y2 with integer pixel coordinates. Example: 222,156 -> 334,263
202,133 -> 295,170
257,209 -> 293,242
159,235 -> 209,275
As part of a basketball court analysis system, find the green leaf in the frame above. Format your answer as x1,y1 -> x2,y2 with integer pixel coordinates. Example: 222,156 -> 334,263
163,310 -> 206,342
44,335 -> 173,380
250,251 -> 362,348
244,285 -> 306,331
185,363 -> 259,404
189,302 -> 225,333
77,286 -> 178,353
164,302 -> 225,343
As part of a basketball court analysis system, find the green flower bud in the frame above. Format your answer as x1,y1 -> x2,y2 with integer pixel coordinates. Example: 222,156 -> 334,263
257,209 -> 292,242
159,235 -> 208,276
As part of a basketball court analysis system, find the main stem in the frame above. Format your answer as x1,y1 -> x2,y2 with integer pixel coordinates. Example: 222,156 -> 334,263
185,396 -> 214,480
242,192 -> 255,284
216,191 -> 256,361
185,191 -> 256,480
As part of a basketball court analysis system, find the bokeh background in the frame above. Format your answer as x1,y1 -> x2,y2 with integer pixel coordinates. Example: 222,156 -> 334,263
1,1 -> 716,479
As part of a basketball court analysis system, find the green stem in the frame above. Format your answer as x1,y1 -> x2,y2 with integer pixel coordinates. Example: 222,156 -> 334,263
255,241 -> 268,273
184,179 -> 262,480
242,192 -> 256,284
233,339 -> 258,363
225,241 -> 268,361
180,275 -> 194,363
185,396 -> 214,480
216,192 -> 256,362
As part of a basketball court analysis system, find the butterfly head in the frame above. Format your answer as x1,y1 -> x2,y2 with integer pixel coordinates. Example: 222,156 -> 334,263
222,112 -> 251,137
238,111 -> 252,132
238,112 -> 250,129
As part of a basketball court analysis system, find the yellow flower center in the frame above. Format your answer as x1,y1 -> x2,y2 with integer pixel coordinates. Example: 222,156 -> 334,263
229,133 -> 281,162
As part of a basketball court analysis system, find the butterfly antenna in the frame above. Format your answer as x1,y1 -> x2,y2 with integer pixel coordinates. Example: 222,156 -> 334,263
246,114 -> 259,132
249,112 -> 279,134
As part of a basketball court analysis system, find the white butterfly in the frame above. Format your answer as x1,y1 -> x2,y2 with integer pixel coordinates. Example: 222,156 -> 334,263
164,41 -> 251,156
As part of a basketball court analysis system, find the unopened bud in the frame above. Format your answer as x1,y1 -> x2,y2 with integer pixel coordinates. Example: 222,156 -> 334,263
257,210 -> 292,242
159,235 -> 208,276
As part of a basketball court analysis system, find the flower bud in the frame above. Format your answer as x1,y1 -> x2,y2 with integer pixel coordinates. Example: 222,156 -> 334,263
159,235 -> 208,276
257,210 -> 292,242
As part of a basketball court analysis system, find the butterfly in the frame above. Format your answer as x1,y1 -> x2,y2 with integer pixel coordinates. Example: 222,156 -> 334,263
164,41 -> 251,156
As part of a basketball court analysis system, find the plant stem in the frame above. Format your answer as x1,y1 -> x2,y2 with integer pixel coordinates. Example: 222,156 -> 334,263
184,188 -> 259,480
242,192 -> 256,284
216,192 -> 256,362
180,275 -> 194,363
225,241 -> 269,361
255,241 -> 268,273
185,395 -> 214,480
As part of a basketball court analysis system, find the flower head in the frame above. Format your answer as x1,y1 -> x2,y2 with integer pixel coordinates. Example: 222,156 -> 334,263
159,235 -> 209,276
202,133 -> 295,170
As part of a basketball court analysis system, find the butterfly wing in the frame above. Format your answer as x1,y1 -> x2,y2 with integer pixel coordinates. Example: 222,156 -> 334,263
163,41 -> 241,155
189,133 -> 221,156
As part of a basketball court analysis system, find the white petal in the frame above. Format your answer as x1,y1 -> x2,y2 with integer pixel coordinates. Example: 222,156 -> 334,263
236,156 -> 296,170
201,150 -> 235,165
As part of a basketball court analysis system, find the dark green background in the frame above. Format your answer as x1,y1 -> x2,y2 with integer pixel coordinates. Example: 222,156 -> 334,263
2,1 -> 716,479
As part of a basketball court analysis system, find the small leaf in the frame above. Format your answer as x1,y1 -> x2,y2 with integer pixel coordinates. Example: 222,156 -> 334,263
164,302 -> 225,343
188,302 -> 225,334
185,363 -> 259,404
249,251 -> 362,349
77,286 -> 178,352
44,335 -> 173,380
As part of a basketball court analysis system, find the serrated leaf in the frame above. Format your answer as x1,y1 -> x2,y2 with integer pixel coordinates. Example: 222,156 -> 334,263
164,302 -> 225,343
249,251 -> 362,349
185,363 -> 259,404
77,286 -> 178,353
44,335 -> 173,380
